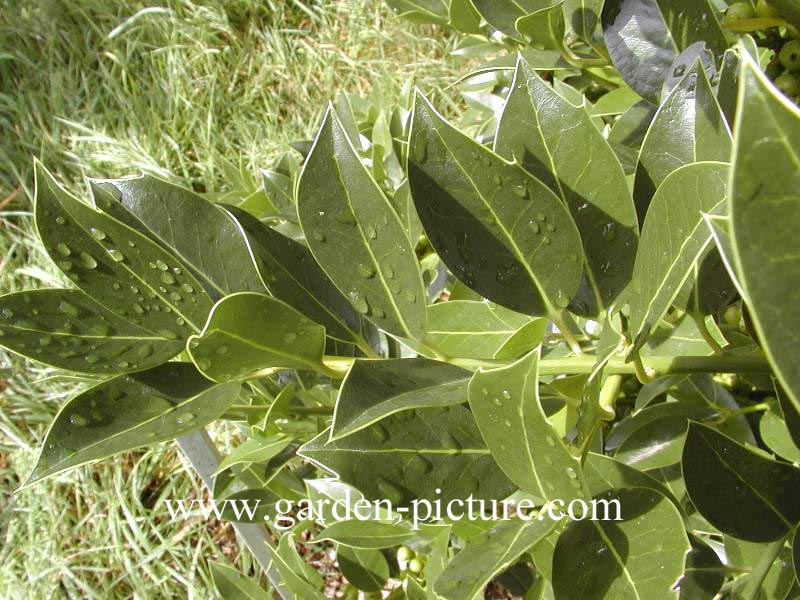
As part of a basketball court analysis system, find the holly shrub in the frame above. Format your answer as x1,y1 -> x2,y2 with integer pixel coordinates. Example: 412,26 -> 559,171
4,0 -> 800,598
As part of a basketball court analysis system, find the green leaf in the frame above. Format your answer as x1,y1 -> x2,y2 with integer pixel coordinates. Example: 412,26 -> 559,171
677,537 -> 724,600
730,53 -> 800,417
299,405 -> 515,508
266,534 -> 324,599
331,358 -> 470,439
209,561 -> 271,600
225,206 -> 373,347
682,422 -> 800,542
590,86 -> 643,117
552,487 -> 690,600
408,91 -> 583,319
632,64 -> 731,222
25,363 -> 239,486
725,536 -> 797,600
468,349 -> 587,502
317,520 -> 413,549
777,384 -> 800,450
628,162 -> 729,350
562,0 -> 605,46
601,0 -> 727,103
760,408 -> 800,463
607,100 -> 657,175
794,528 -> 799,586
336,546 -> 389,593
422,300 -> 544,360
583,452 -> 680,506
495,58 -> 639,316
297,107 -> 426,339
187,293 -> 329,381
386,0 -> 449,24
515,2 -> 566,51
34,163 -> 213,338
433,518 -> 558,600
91,175 -> 265,299
449,0 -> 482,34
470,0 -> 549,39
0,289 -> 181,374
261,169 -> 295,218
214,435 -> 291,475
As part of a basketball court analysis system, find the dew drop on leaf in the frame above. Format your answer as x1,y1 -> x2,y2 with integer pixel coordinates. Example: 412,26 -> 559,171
501,389 -> 511,400
365,224 -> 377,239
160,272 -> 175,285
312,230 -> 326,242
55,216 -> 66,225
56,242 -> 71,256
216,345 -> 229,355
58,301 -> 79,318
90,227 -> 106,240
357,263 -> 375,278
137,345 -> 153,358
69,414 -> 88,426
283,332 -> 297,343
80,252 -> 98,269
108,249 -> 125,262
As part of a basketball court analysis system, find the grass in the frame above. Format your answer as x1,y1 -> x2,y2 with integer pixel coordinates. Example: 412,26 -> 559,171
0,1 -> 458,597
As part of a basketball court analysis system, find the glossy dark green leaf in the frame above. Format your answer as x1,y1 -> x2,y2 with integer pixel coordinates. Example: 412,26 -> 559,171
423,300 -> 544,360
794,528 -> 799,586
408,92 -> 583,319
25,363 -> 239,486
601,0 -> 727,103
297,107 -> 426,339
552,487 -> 689,600
725,536 -> 797,600
470,0 -> 548,39
639,313 -> 727,359
469,350 -> 588,501
210,561 -> 271,600
614,412 -> 708,471
318,520 -> 413,549
583,452 -> 679,506
676,537 -> 724,600
261,169 -> 295,218
515,2 -> 566,51
682,422 -> 800,542
495,58 -> 638,316
187,293 -> 328,382
0,289 -> 181,373
330,358 -> 469,439
730,54 -> 800,416
34,164 -> 213,338
91,175 -> 265,299
336,546 -> 389,593
717,48 -> 741,127
225,206 -> 373,348
386,0 -> 449,24
299,405 -> 515,508
607,100 -> 657,175
449,0 -> 482,34
628,162 -> 729,351
632,64 -> 731,222
434,518 -> 558,600
562,0 -> 604,46
607,402 -> 717,451
777,384 -> 800,450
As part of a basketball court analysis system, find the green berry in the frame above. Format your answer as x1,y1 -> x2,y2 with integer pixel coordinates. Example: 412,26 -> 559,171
723,304 -> 742,326
724,2 -> 756,23
407,558 -> 423,573
756,0 -> 780,18
775,72 -> 800,96
779,40 -> 800,72
396,546 -> 412,562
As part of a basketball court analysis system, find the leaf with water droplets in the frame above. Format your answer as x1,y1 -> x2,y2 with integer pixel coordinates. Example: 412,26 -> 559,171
187,292 -> 328,382
408,91 -> 583,320
297,107 -> 426,339
317,520 -> 413,549
224,206 -> 376,349
682,422 -> 800,542
418,300 -> 544,360
34,163 -> 213,337
433,517 -> 558,600
468,349 -> 588,502
495,58 -> 639,316
299,405 -> 515,508
552,487 -> 689,600
24,362 -> 239,487
0,289 -> 182,374
632,64 -> 731,222
90,175 -> 265,300
601,0 -> 727,103
331,357 -> 470,440
209,560 -> 273,600
730,54 -> 800,418
628,162 -> 729,354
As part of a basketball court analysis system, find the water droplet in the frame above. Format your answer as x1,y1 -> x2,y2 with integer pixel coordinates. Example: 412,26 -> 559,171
170,292 -> 182,302
543,236 -> 551,245
383,265 -> 395,279
492,398 -> 502,406
492,173 -> 502,185
513,185 -> 528,198
59,301 -> 79,318
90,227 -> 106,240
175,317 -> 185,326
39,336 -> 52,346
181,284 -> 195,294
118,360 -> 130,369
312,230 -> 325,242
57,260 -> 73,272
544,455 -> 553,465
349,291 -> 369,314
69,414 -> 88,426
546,223 -> 555,232
56,242 -> 71,256
373,307 -> 385,318
536,213 -> 546,222
601,223 -> 616,242
529,221 -> 540,234
673,64 -> 686,77
1,308 -> 13,319
161,272 -> 176,285
85,354 -> 99,364
503,419 -> 512,427
137,345 -> 154,358
406,454 -> 433,475
88,323 -> 110,336
565,466 -> 578,479
80,252 -> 98,269
546,436 -> 556,447
176,412 -> 196,426
130,285 -> 140,294
357,263 -> 375,278
55,215 -> 67,226
283,332 -> 297,343
334,210 -> 356,226
155,260 -> 168,271
403,290 -> 416,303
108,249 -> 124,262
501,389 -> 511,400
365,224 -> 377,240
196,358 -> 211,370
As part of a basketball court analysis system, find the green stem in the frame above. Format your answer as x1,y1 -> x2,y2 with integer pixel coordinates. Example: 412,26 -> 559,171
714,402 -> 770,423
692,313 -> 724,355
741,536 -> 786,600
553,311 -> 583,355
632,352 -> 654,384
